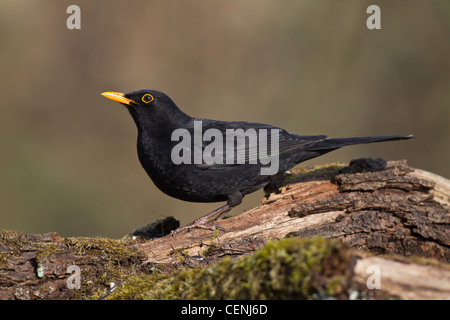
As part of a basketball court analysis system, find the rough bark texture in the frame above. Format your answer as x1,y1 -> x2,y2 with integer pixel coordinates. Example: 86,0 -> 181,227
139,158 -> 449,264
0,158 -> 449,300
0,232 -> 146,299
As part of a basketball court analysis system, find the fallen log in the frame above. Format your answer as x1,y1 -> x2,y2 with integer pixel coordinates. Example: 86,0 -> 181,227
139,158 -> 450,264
0,158 -> 449,300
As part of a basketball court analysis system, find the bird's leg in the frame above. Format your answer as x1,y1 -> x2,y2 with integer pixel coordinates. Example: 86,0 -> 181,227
172,204 -> 231,237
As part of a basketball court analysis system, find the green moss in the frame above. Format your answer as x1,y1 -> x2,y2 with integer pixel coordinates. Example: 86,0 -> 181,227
0,252 -> 9,267
1,230 -> 355,300
0,230 -> 27,250
63,237 -> 145,299
102,237 -> 352,300
292,162 -> 347,175
0,230 -> 37,268
64,237 -> 139,262
0,230 -> 147,299
35,242 -> 63,262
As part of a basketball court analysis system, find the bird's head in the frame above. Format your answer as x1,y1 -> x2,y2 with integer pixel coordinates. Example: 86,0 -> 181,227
101,89 -> 190,131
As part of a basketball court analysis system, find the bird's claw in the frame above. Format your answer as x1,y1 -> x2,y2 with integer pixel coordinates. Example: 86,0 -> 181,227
172,223 -> 226,237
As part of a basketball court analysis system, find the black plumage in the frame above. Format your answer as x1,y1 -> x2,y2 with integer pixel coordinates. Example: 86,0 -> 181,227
101,89 -> 414,235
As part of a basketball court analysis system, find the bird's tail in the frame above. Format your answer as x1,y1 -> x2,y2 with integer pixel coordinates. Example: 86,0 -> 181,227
305,134 -> 415,151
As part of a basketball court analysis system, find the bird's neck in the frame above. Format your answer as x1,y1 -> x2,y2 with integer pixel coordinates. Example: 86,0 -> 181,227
134,113 -> 191,173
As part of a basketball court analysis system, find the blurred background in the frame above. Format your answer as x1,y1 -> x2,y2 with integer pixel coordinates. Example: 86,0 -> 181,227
0,0 -> 449,238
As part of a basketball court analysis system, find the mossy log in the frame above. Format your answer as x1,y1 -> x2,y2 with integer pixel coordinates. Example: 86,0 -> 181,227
140,158 -> 450,264
0,158 -> 449,300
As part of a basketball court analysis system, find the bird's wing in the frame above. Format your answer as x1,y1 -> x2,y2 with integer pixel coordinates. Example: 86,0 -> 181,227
185,119 -> 326,170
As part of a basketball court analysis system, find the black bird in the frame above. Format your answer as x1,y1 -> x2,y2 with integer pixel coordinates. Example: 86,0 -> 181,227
101,89 -> 414,235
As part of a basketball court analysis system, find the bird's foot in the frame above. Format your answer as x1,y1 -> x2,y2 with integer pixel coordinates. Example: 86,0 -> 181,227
171,204 -> 231,237
171,221 -> 225,237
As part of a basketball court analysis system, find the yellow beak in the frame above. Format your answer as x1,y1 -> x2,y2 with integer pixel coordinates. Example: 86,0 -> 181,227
101,92 -> 137,106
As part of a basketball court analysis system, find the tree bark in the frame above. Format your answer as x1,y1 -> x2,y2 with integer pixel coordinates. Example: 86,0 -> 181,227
140,158 -> 450,264
1,158 -> 449,300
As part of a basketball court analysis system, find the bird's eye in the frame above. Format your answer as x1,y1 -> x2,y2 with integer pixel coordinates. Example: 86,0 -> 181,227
142,94 -> 154,104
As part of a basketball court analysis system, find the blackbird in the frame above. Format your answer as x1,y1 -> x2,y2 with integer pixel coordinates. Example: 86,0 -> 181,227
101,89 -> 414,235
